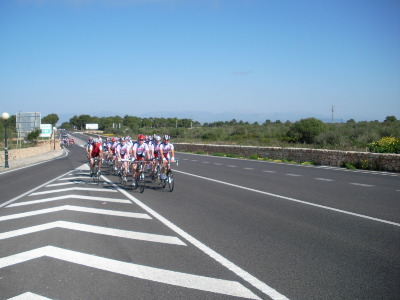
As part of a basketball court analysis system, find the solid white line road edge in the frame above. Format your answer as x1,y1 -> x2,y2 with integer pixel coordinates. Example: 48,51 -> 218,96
102,176 -> 289,300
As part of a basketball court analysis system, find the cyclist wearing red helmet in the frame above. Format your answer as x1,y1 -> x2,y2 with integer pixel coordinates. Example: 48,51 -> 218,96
131,134 -> 150,186
89,138 -> 103,177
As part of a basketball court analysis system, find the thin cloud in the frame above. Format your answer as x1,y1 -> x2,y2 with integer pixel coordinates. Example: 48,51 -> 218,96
233,70 -> 252,76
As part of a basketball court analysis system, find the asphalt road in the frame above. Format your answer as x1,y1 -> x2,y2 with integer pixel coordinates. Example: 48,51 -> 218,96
0,133 -> 399,300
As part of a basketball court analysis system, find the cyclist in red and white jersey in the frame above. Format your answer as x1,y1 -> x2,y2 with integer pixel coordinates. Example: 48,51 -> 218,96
89,138 -> 103,176
131,134 -> 150,186
159,134 -> 175,180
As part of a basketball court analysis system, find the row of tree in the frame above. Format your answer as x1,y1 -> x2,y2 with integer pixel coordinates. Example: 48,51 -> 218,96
1,113 -> 399,152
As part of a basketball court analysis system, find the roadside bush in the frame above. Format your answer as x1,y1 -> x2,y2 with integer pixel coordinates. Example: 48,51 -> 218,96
368,136 -> 400,154
26,129 -> 41,145
288,118 -> 328,144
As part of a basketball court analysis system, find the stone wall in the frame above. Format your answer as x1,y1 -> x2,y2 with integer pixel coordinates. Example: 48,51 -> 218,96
175,143 -> 400,172
0,140 -> 61,162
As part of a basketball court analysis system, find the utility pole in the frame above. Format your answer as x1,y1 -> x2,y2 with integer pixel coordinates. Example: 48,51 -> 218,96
330,105 -> 335,123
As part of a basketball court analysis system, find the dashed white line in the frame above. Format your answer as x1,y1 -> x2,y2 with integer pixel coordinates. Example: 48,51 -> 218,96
244,168 -> 254,170
315,178 -> 334,182
263,170 -> 276,173
350,183 -> 374,187
285,174 -> 302,177
227,165 -> 237,168
175,170 -> 400,228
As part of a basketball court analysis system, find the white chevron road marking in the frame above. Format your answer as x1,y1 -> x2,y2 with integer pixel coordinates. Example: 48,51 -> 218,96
0,205 -> 151,222
58,176 -> 90,181
0,221 -> 186,245
7,292 -> 53,300
46,181 -> 86,187
29,187 -> 117,196
0,246 -> 260,299
8,195 -> 131,207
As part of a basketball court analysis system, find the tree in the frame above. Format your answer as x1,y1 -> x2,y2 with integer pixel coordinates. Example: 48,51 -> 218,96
288,118 -> 328,144
26,129 -> 41,144
384,116 -> 397,123
42,113 -> 59,127
60,122 -> 72,130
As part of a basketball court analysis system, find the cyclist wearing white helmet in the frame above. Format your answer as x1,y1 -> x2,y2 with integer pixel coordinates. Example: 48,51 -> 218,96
160,134 -> 175,180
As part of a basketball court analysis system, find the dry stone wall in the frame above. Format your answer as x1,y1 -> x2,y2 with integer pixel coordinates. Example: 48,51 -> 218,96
175,143 -> 400,172
0,140 -> 61,162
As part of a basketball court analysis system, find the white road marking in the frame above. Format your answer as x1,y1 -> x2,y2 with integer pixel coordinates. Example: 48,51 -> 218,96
8,292 -> 53,300
46,181 -> 86,187
101,176 -> 288,300
285,174 -> 302,177
202,161 -> 210,164
350,183 -> 374,187
0,221 -> 185,245
175,170 -> 400,228
58,176 -> 90,181
315,178 -> 334,182
227,165 -> 237,167
244,168 -> 254,170
7,195 -> 131,207
214,163 -> 222,165
0,246 -> 260,299
0,168 -> 77,208
263,170 -> 276,173
29,187 -> 117,196
0,205 -> 151,222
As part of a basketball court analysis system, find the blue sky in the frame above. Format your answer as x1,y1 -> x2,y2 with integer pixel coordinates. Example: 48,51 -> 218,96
1,0 -> 399,124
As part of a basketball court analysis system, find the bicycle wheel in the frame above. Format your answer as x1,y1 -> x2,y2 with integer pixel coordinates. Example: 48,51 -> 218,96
131,174 -> 139,190
153,165 -> 160,183
167,170 -> 174,192
139,171 -> 145,193
96,171 -> 101,185
92,166 -> 96,183
118,171 -> 123,184
161,173 -> 166,188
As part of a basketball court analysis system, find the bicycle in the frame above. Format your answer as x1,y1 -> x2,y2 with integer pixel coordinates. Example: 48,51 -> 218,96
161,159 -> 178,192
91,157 -> 101,185
132,159 -> 147,193
151,157 -> 162,184
119,158 -> 131,187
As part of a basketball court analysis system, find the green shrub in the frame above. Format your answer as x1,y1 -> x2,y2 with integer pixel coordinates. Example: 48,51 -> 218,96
368,136 -> 400,154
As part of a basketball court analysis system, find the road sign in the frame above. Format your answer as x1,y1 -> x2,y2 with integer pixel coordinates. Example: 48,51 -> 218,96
40,124 -> 52,137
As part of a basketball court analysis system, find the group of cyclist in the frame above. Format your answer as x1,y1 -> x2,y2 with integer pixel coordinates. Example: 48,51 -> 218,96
86,134 -> 175,187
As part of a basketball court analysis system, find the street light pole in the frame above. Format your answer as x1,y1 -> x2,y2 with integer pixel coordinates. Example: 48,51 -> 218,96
53,127 -> 57,150
2,112 -> 10,168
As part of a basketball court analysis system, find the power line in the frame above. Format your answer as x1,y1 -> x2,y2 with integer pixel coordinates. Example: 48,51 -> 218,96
330,105 -> 335,123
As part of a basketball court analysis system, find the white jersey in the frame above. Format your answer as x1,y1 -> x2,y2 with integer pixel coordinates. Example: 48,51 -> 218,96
133,142 -> 149,157
160,142 -> 174,158
116,143 -> 130,157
